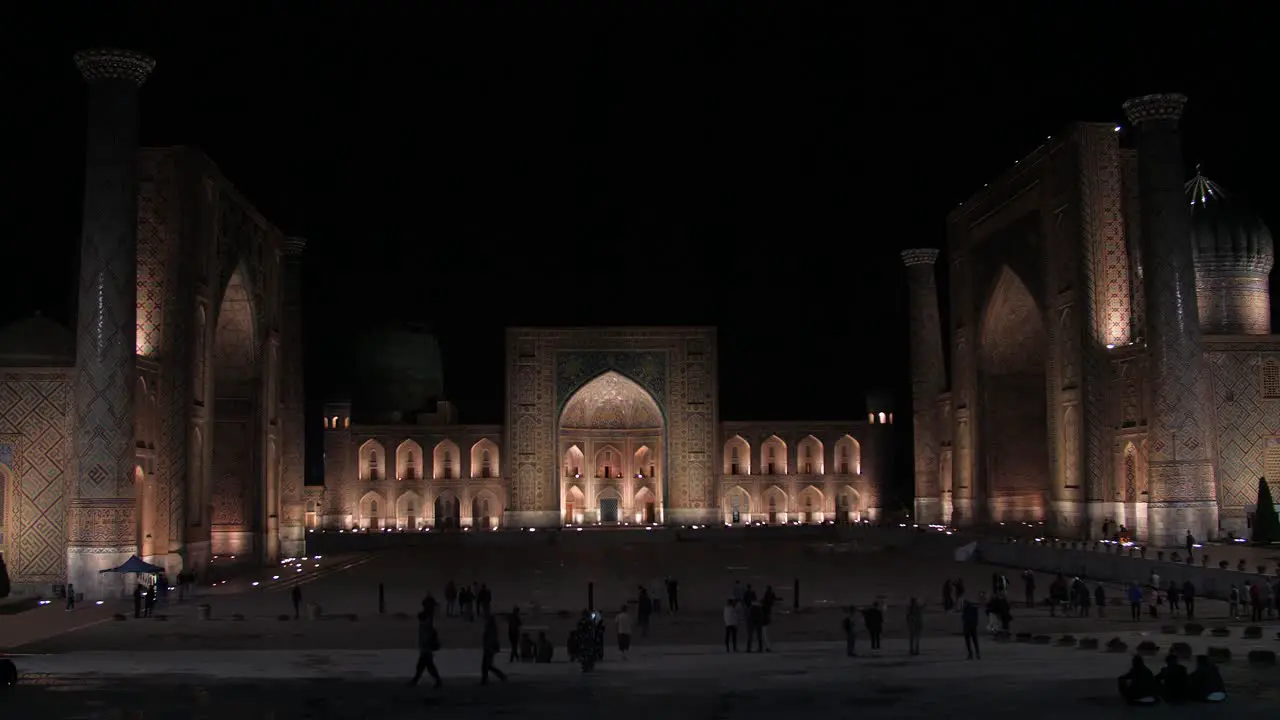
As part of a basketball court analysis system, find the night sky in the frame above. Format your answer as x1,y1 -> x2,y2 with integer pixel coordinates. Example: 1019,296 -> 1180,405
1,4 -> 1275,495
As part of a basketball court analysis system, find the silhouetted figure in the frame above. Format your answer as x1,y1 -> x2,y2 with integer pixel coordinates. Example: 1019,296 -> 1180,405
1188,655 -> 1226,702
1118,655 -> 1158,705
863,602 -> 884,650
1128,583 -> 1143,621
637,588 -> 652,637
444,580 -> 457,616
144,583 -> 156,617
480,612 -> 508,684
535,631 -> 554,663
942,579 -> 954,612
65,583 -> 75,611
1181,581 -> 1196,620
723,600 -> 738,652
1022,570 -> 1035,609
746,602 -> 765,652
760,586 -> 776,651
1094,584 -> 1106,618
460,585 -> 474,621
378,582 -> 386,615
291,585 -> 302,619
906,597 -> 923,656
421,592 -> 438,619
842,606 -> 857,657
1167,579 -> 1180,617
508,606 -> 522,662
666,577 -> 679,613
961,599 -> 980,659
1157,654 -> 1189,703
478,583 -> 492,617
1185,530 -> 1195,558
408,604 -> 442,689
132,582 -> 142,618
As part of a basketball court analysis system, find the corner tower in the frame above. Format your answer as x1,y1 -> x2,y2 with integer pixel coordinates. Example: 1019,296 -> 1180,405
1122,93 -> 1219,544
902,249 -> 947,524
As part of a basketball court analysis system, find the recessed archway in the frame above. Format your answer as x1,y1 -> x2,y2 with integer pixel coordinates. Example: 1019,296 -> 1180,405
559,371 -> 664,524
978,265 -> 1050,524
209,265 -> 260,556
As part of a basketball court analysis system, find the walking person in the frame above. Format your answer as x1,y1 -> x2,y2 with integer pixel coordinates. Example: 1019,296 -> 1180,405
723,600 -> 739,652
906,597 -> 923,656
508,606 -> 523,663
65,583 -> 75,611
842,606 -> 858,657
1095,584 -> 1106,618
615,605 -> 632,659
637,588 -> 652,637
961,598 -> 980,660
760,585 -> 776,652
1182,580 -> 1196,621
291,585 -> 303,620
408,601 -> 442,689
480,611 -> 508,684
1127,582 -> 1143,621
1229,585 -> 1240,620
1022,570 -> 1035,609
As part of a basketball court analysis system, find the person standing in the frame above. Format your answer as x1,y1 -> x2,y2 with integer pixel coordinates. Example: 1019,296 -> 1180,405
1228,584 -> 1240,620
760,585 -> 776,652
1094,583 -> 1106,618
1022,570 -> 1035,609
291,585 -> 303,620
480,611 -> 508,684
1182,580 -> 1196,621
906,597 -> 923,656
842,606 -> 857,657
615,605 -> 633,659
408,601 -> 442,689
637,588 -> 652,637
961,598 -> 980,660
666,577 -> 679,613
1127,582 -> 1143,621
723,600 -> 738,652
863,601 -> 884,651
508,606 -> 523,663
1185,530 -> 1195,558
444,580 -> 457,617
65,583 -> 76,611
746,602 -> 765,653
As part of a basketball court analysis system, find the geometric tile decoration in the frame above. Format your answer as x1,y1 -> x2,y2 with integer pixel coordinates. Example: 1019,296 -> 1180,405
0,374 -> 71,584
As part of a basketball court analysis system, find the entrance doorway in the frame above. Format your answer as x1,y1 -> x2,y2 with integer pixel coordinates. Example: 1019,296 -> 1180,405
435,496 -> 459,529
643,502 -> 656,524
600,498 -> 619,523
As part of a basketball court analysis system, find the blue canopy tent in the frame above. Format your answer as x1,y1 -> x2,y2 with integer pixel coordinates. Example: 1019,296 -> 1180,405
99,555 -> 165,575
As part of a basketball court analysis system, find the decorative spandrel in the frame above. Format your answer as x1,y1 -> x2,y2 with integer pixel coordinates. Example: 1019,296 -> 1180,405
555,351 -> 668,413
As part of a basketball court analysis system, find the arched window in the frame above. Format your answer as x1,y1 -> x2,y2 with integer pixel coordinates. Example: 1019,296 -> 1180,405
371,500 -> 378,515
369,450 -> 380,481
482,449 -> 492,478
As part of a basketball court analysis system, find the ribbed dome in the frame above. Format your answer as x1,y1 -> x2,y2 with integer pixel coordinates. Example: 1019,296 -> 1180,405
1187,170 -> 1274,274
0,313 -> 75,366
351,323 -> 445,423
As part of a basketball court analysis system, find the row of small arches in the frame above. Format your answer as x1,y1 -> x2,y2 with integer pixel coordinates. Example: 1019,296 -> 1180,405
358,438 -> 499,481
722,434 -> 862,476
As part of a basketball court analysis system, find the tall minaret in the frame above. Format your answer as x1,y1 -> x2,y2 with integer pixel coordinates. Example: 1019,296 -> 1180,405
902,249 -> 947,524
66,49 -> 156,595
279,237 -> 308,558
1122,93 -> 1219,545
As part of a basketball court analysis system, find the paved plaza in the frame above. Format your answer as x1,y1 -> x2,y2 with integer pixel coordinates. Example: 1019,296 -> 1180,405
2,528 -> 1279,718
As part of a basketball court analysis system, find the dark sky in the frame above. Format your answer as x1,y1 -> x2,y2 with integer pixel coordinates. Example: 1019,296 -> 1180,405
1,4 -> 1276,488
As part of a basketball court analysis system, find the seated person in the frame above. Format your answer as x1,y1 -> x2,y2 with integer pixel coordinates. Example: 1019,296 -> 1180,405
1117,655 -> 1159,705
1188,655 -> 1226,702
535,631 -> 555,663
1156,654 -> 1189,703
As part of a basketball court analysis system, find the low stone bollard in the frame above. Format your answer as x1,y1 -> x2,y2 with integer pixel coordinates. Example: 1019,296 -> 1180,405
1106,638 -> 1129,653
1210,626 -> 1230,637
231,613 -> 246,621
154,615 -> 167,621
1057,635 -> 1077,647
112,613 -> 128,622
1243,626 -> 1262,639
1033,635 -> 1052,645
198,604 -> 212,621
1160,625 -> 1178,635
306,602 -> 322,620
1078,637 -> 1100,650
1015,632 -> 1033,643
1185,623 -> 1205,636
993,630 -> 1011,642
1207,647 -> 1232,663
1170,642 -> 1192,660
1135,641 -> 1160,656
1247,650 -> 1276,666
277,614 -> 291,622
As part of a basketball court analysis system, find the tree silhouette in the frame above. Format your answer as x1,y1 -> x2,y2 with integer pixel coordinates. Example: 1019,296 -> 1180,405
1253,477 -> 1280,544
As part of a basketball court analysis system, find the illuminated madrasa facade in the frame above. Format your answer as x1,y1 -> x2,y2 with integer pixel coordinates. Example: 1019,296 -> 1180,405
0,50 -> 306,596
904,93 -> 1278,545
316,328 -> 893,532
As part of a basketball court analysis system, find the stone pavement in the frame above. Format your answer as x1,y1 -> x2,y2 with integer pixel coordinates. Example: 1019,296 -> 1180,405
5,633 -> 1280,719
